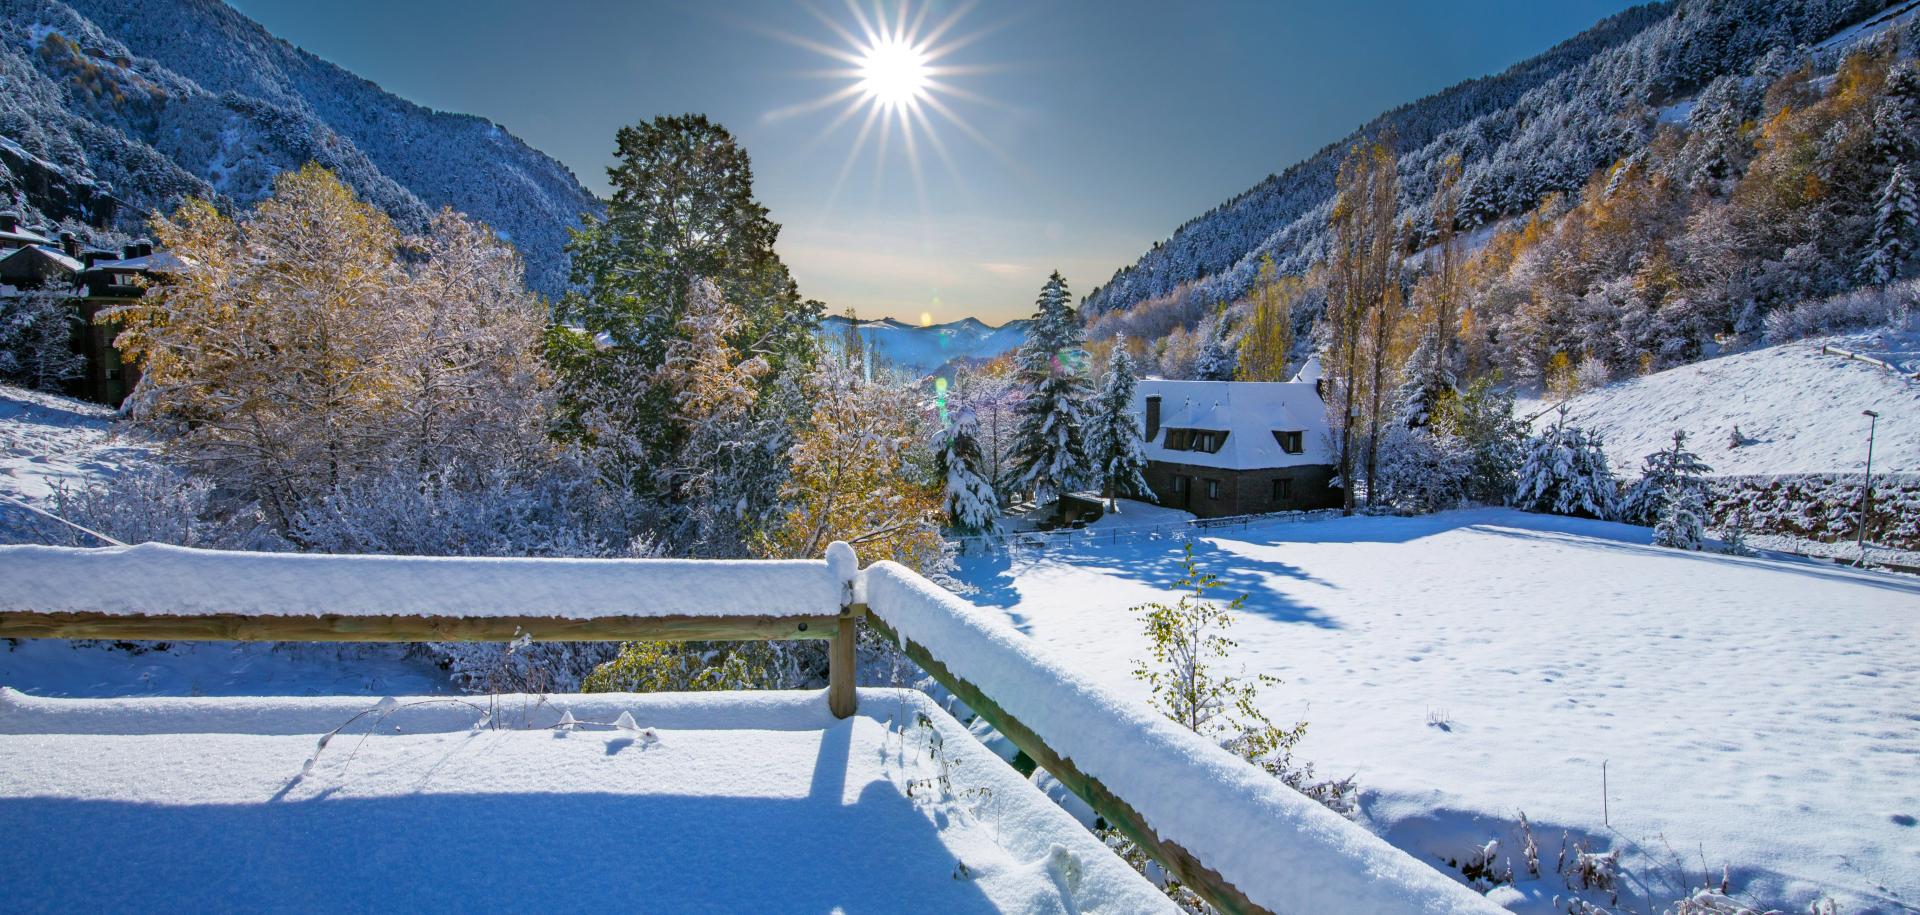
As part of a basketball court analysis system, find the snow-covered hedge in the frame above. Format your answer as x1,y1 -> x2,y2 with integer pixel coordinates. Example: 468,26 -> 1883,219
1709,472 -> 1920,550
860,560 -> 1499,915
0,542 -> 841,619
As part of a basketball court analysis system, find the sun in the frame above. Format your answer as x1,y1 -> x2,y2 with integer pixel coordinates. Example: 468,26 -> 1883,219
857,36 -> 929,110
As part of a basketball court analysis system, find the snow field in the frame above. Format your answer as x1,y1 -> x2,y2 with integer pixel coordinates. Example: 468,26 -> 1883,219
0,687 -> 1171,914
952,508 -> 1920,914
864,560 -> 1503,915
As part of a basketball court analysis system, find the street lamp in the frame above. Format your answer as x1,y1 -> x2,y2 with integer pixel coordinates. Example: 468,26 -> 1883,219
1857,409 -> 1880,561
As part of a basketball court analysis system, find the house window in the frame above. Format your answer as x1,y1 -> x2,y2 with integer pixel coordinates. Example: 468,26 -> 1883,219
1272,478 -> 1293,502
1165,429 -> 1228,453
1145,396 -> 1161,441
114,273 -> 138,287
1172,476 -> 1188,495
1272,430 -> 1303,454
1206,479 -> 1221,499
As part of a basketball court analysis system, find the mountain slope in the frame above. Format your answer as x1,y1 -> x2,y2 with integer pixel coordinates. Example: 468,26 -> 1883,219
1524,330 -> 1919,477
0,0 -> 598,294
1083,0 -> 1895,318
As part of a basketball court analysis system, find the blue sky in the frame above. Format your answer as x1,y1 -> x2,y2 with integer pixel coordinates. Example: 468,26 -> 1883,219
228,0 -> 1641,323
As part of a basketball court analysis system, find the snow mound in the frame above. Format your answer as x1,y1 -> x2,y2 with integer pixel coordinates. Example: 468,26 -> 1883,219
0,382 -> 143,504
0,688 -> 1170,913
1528,339 -> 1918,476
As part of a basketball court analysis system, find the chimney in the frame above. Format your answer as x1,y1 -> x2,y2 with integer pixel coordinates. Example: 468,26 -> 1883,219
59,232 -> 79,259
83,250 -> 109,269
0,213 -> 17,233
122,243 -> 139,260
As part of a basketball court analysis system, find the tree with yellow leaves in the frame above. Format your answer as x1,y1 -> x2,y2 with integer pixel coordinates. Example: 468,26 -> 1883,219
760,361 -> 945,574
1235,255 -> 1298,382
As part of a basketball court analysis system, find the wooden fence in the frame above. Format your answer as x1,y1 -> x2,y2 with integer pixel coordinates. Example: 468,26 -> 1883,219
0,539 -> 1497,915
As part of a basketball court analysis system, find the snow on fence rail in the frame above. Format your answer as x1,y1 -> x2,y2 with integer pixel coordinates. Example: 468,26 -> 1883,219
0,539 -> 1499,915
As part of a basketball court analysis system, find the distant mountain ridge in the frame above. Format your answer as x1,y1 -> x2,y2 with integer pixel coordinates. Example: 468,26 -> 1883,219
0,0 -> 600,294
818,314 -> 1030,376
1083,0 -> 1898,318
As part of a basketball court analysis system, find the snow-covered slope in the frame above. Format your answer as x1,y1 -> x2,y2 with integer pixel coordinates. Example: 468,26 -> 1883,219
0,0 -> 599,294
818,315 -> 1029,376
1526,335 -> 1919,476
0,382 -> 140,503
952,509 -> 1920,914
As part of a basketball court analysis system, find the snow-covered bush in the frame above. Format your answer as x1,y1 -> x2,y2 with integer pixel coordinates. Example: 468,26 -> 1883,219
1763,279 -> 1918,342
0,292 -> 84,391
1708,471 -> 1920,550
1376,424 -> 1471,513
1513,407 -> 1619,519
285,464 -> 630,559
51,465 -> 280,549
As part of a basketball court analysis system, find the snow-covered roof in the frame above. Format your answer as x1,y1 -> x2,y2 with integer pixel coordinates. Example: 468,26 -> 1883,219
0,228 -> 53,247
1134,379 -> 1333,470
85,250 -> 187,274
0,244 -> 82,273
1290,354 -> 1323,385
0,687 -> 1173,912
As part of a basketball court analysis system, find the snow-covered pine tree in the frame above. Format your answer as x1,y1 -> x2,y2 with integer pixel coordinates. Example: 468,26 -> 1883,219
1192,314 -> 1238,380
1860,162 -> 1917,285
934,405 -> 1002,546
1011,271 -> 1093,506
1621,429 -> 1713,526
1087,342 -> 1155,509
1652,481 -> 1707,550
1513,406 -> 1619,519
0,291 -> 85,391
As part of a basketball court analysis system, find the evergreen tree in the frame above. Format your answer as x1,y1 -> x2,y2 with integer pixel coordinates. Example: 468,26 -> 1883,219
1192,312 -> 1238,380
1088,342 -> 1155,509
1513,406 -> 1619,519
1621,429 -> 1713,525
552,115 -> 819,507
1860,162 -> 1917,285
1011,271 -> 1093,505
934,406 -> 1003,546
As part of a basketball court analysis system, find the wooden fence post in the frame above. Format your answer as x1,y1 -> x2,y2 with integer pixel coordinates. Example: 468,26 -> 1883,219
825,541 -> 860,718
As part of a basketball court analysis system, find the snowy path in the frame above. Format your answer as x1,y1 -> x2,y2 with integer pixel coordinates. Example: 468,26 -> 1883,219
954,509 -> 1920,913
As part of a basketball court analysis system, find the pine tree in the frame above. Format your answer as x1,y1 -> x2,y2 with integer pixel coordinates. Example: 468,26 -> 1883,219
1011,271 -> 1093,505
1088,342 -> 1155,509
1621,429 -> 1713,526
934,405 -> 1002,546
1860,162 -> 1917,285
1192,312 -> 1238,380
1513,407 -> 1619,519
1652,482 -> 1707,550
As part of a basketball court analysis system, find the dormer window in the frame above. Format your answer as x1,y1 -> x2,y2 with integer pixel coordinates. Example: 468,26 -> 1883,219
1165,428 -> 1227,454
1272,430 -> 1303,454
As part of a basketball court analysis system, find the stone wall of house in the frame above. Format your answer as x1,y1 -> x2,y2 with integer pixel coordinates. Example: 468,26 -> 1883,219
1143,460 -> 1340,518
1709,472 -> 1920,550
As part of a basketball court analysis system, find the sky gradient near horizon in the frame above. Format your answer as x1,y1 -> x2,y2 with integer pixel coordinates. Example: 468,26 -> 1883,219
227,0 -> 1641,324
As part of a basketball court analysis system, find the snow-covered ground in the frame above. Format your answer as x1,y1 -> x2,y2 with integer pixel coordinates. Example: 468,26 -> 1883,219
0,382 -> 143,504
951,509 -> 1920,913
0,687 -> 1170,913
1523,337 -> 1918,477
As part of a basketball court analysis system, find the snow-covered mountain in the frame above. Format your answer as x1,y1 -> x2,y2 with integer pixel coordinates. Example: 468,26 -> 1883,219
818,315 -> 1030,376
1082,0 -> 1899,317
0,0 -> 599,295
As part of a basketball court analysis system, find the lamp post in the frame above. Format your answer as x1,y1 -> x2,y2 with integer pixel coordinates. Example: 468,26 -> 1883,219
1857,409 -> 1880,560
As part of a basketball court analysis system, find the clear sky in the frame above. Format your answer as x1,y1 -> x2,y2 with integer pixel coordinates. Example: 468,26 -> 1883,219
227,0 -> 1641,324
